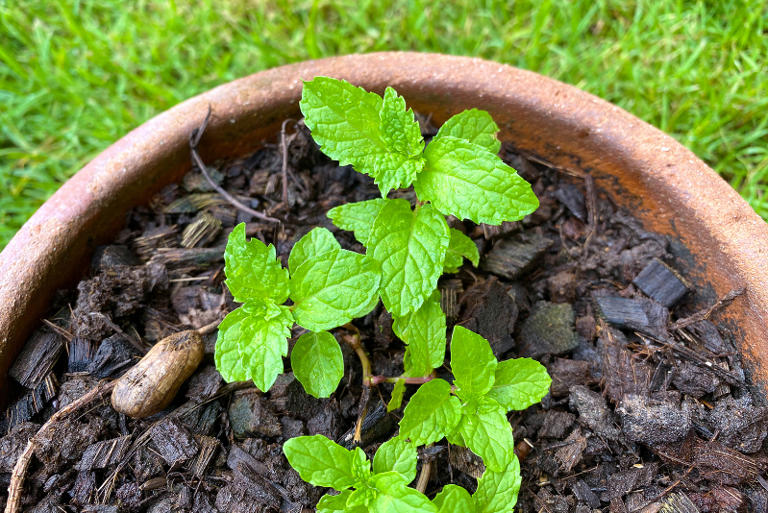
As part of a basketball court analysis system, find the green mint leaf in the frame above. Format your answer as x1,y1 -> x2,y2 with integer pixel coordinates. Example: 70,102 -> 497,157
433,485 -> 476,513
393,290 -> 446,377
415,135 -> 539,225
473,456 -> 522,513
289,227 -> 380,331
317,491 -> 365,513
300,77 -> 424,196
215,302 -> 293,391
488,357 -> 552,411
454,397 -> 515,472
399,378 -> 461,445
348,487 -> 377,508
373,436 -> 417,483
371,472 -> 437,513
443,228 -> 480,273
380,87 -> 424,157
434,109 -> 501,154
388,378 -> 406,412
327,198 -> 387,245
451,326 -> 497,401
291,331 -> 344,398
288,226 -> 340,269
368,199 -> 449,316
283,435 -> 370,491
224,223 -> 290,304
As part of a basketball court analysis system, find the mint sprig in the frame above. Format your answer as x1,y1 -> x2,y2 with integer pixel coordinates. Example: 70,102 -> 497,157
284,435 -> 435,513
399,327 -> 551,471
216,77 -> 548,511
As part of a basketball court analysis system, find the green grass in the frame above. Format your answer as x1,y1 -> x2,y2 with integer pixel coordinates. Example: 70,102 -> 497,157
1,0 -> 766,248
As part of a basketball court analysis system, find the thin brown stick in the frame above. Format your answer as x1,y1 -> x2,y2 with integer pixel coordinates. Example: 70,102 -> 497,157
415,457 -> 433,494
671,287 -> 745,330
190,106 -> 279,224
279,119 -> 291,205
5,380 -> 115,513
195,318 -> 221,336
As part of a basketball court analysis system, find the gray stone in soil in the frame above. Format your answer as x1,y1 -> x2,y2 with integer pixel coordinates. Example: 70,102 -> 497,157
569,385 -> 620,440
709,395 -> 768,453
518,301 -> 580,358
616,394 -> 692,445
228,389 -> 282,439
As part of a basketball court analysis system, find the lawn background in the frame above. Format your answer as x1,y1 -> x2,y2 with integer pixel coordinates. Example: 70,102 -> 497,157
1,0 -> 766,248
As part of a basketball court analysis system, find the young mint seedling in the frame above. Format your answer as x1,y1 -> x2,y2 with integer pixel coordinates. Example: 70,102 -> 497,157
215,76 -> 549,512
284,435 -> 434,513
398,327 -> 551,471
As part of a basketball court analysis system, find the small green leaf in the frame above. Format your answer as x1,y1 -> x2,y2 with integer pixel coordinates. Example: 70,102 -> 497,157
434,109 -> 501,154
327,198 -> 387,245
224,223 -> 290,304
288,227 -> 340,270
300,77 -> 424,196
393,290 -> 446,377
450,327 -> 497,401
289,228 -> 380,331
488,358 -> 552,411
368,199 -> 450,316
416,135 -> 539,225
388,378 -> 406,412
214,302 -> 293,391
443,228 -> 480,273
454,397 -> 515,472
474,456 -> 522,513
291,331 -> 344,398
371,472 -> 437,513
373,437 -> 417,483
348,487 -> 377,508
380,87 -> 424,158
283,435 -> 369,491
317,491 -> 364,513
399,379 -> 461,445
433,485 -> 476,513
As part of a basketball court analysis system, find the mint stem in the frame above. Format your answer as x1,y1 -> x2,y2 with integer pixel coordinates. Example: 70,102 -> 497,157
369,375 -> 434,386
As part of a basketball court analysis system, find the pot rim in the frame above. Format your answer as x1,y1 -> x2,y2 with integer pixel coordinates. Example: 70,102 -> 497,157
1,51 -> 767,394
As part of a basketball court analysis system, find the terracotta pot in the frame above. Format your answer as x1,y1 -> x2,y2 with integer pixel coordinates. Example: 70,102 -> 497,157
1,52 -> 767,401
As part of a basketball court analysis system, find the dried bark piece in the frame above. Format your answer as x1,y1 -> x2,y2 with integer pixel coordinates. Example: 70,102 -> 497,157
9,330 -> 63,388
569,385 -> 620,440
87,334 -> 140,379
659,492 -> 700,513
632,258 -> 689,307
68,338 -> 97,373
594,294 -> 669,338
617,394 -> 692,445
553,183 -> 587,221
518,301 -> 579,358
461,278 -> 518,357
548,358 -> 592,397
77,435 -> 132,470
598,327 -> 652,404
5,373 -> 58,432
554,427 -> 586,473
150,418 -> 198,466
481,230 -> 553,280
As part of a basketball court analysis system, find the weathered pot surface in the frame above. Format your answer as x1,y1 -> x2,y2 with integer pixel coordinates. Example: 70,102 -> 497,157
1,52 -> 766,401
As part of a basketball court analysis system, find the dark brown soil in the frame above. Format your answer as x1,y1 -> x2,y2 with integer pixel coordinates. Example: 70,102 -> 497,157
2,117 -> 767,513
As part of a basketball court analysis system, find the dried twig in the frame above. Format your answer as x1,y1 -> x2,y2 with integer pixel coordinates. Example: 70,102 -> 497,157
189,106 -> 279,224
5,380 -> 116,513
671,287 -> 745,330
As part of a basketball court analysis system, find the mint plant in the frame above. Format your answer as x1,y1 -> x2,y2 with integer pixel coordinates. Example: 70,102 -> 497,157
214,76 -> 550,512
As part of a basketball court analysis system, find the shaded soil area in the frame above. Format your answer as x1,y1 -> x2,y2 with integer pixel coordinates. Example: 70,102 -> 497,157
2,118 -> 767,513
